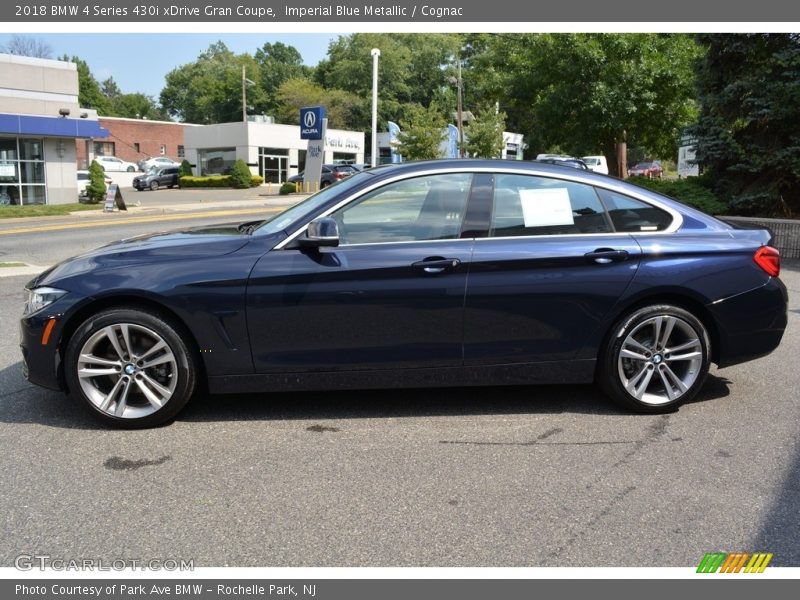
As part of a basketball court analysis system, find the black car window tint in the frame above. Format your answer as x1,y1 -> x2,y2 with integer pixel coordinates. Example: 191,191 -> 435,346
595,188 -> 673,232
490,174 -> 612,237
331,173 -> 473,245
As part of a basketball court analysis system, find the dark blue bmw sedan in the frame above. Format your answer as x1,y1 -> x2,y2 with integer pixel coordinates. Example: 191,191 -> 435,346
20,160 -> 788,428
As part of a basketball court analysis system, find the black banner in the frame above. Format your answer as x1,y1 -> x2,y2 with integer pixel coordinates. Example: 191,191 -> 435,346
3,0 -> 800,22
4,579 -> 799,600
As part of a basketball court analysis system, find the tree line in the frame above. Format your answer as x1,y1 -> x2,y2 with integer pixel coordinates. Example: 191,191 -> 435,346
3,33 -> 798,216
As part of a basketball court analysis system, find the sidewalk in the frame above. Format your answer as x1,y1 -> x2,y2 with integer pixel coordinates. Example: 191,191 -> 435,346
0,187 -> 309,230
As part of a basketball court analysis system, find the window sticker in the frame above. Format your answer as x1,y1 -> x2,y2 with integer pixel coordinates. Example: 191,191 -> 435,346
519,188 -> 575,227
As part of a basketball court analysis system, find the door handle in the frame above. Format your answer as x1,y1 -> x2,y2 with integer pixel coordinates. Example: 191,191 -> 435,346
412,258 -> 461,274
584,249 -> 629,264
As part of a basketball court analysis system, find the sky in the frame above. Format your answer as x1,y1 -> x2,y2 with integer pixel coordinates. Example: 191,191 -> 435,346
0,33 -> 338,99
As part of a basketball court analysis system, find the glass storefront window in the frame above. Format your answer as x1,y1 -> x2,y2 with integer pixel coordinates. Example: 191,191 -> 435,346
0,137 -> 46,205
0,138 -> 18,161
19,139 -> 44,160
20,186 -> 46,205
20,161 -> 45,184
198,148 -> 236,176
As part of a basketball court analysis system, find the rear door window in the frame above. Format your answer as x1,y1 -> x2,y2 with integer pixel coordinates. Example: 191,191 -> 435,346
595,188 -> 673,232
490,174 -> 612,237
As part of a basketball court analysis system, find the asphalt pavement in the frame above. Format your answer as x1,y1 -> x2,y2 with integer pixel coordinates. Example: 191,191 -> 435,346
0,250 -> 798,567
0,192 -> 798,568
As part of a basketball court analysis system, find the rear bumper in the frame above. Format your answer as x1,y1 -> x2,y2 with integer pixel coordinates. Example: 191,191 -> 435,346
708,277 -> 788,368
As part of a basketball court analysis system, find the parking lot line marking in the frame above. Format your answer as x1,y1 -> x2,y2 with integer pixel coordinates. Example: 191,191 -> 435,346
0,207 -> 282,236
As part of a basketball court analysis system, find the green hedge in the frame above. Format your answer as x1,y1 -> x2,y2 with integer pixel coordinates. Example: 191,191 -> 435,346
178,175 -> 263,188
629,176 -> 727,215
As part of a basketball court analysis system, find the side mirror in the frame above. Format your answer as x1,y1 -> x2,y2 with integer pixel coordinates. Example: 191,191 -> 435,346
300,217 -> 340,247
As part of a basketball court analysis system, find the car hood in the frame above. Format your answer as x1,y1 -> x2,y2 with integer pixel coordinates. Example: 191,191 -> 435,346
29,222 -> 256,287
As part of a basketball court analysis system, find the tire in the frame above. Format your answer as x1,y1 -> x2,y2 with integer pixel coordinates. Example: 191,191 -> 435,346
150,180 -> 159,191
597,304 -> 710,414
64,308 -> 198,428
321,180 -> 331,188
127,166 -> 135,172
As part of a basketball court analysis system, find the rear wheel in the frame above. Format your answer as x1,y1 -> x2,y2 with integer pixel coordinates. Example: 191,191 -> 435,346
64,308 -> 197,428
598,304 -> 710,413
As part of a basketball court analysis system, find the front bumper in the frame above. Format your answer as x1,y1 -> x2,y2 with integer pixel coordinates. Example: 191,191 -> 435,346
708,277 -> 788,368
19,292 -> 88,392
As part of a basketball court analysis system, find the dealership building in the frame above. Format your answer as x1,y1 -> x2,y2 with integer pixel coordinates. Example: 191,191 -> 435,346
182,118 -> 365,183
0,53 -> 107,205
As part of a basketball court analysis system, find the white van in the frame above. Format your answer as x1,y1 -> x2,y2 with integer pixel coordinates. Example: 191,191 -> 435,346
581,156 -> 609,174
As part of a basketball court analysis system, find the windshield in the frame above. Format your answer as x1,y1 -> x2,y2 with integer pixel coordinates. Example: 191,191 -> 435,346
254,171 -> 375,235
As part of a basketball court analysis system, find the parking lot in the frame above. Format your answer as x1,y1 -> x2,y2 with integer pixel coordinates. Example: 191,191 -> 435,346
1,234 -> 798,567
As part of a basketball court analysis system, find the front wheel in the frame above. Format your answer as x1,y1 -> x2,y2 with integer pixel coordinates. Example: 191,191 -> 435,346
150,180 -> 159,191
598,304 -> 710,413
64,308 -> 198,428
127,166 -> 135,172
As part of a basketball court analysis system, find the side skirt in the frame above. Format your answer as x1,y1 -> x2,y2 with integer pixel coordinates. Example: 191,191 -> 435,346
207,359 -> 597,394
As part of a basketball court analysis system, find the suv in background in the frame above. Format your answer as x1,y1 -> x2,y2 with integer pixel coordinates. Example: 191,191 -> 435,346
133,166 -> 180,191
581,156 -> 609,174
287,164 -> 357,188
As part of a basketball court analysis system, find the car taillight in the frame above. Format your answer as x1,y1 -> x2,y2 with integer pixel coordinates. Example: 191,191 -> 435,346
754,245 -> 780,277
335,173 -> 345,179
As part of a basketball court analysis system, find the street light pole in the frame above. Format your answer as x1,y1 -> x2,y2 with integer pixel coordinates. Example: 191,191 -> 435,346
371,48 -> 380,168
456,60 -> 464,158
242,66 -> 255,123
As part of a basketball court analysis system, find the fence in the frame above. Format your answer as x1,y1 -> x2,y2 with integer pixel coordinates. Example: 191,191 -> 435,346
720,216 -> 800,259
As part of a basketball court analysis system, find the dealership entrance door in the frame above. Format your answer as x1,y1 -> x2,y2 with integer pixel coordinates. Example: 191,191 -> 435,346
259,148 -> 288,184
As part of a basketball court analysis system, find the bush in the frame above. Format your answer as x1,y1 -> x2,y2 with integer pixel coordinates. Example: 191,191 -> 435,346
229,159 -> 253,189
279,182 -> 298,195
178,175 -> 231,188
177,174 -> 264,189
629,176 -> 727,215
84,160 -> 107,204
179,159 -> 193,177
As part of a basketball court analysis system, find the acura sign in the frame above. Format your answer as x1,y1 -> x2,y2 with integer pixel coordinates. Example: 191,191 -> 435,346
300,106 -> 325,140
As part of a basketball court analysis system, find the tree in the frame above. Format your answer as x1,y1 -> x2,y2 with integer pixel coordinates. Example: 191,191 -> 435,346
254,42 -> 311,114
273,77 -> 360,129
396,103 -> 447,160
316,33 -> 462,131
0,35 -> 52,58
475,34 -> 700,173
463,106 -> 506,158
85,160 -> 107,204
692,34 -> 800,216
99,77 -> 166,119
61,55 -> 110,114
160,42 -> 265,123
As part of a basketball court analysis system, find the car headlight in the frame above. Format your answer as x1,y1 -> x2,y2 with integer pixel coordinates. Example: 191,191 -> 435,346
24,286 -> 67,317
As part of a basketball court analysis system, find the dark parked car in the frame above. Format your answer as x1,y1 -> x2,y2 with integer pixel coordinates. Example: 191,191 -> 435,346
287,164 -> 356,188
20,160 -> 787,428
629,161 -> 663,178
133,166 -> 180,191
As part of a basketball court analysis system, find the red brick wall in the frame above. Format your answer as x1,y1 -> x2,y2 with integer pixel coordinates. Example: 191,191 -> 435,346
76,118 -> 189,169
